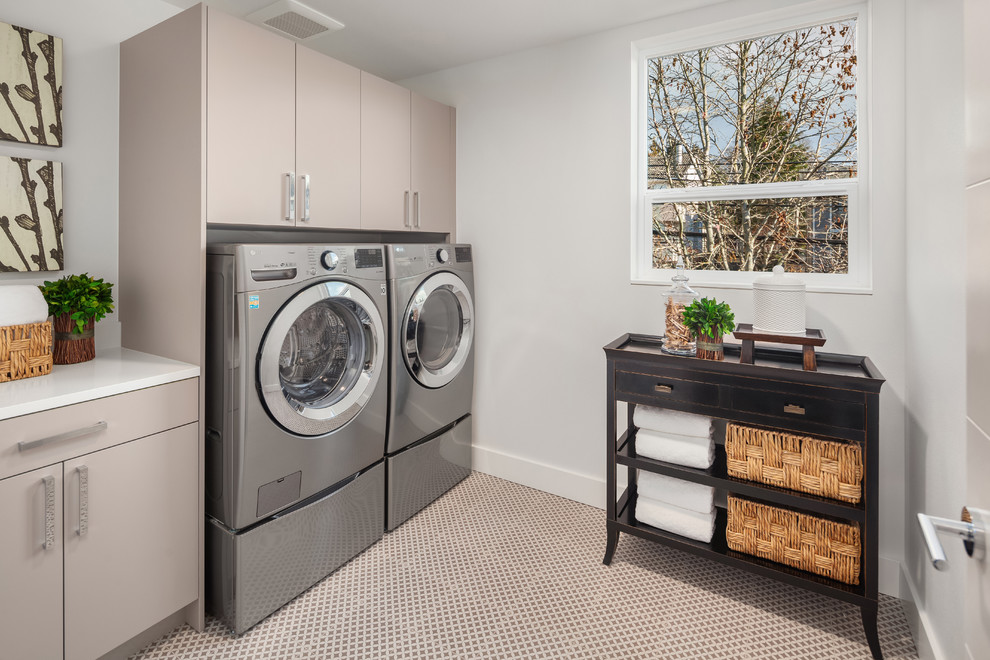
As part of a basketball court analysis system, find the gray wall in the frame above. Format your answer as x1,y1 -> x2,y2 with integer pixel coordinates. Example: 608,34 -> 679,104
0,0 -> 179,347
405,0 -> 910,601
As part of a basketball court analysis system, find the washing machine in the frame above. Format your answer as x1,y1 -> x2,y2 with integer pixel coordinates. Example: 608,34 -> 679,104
386,243 -> 474,531
204,243 -> 388,633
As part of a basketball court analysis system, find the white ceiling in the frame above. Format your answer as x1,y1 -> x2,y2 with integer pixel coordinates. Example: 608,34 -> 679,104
162,0 -> 729,81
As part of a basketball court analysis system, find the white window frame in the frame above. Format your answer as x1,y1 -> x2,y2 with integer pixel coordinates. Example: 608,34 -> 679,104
630,1 -> 871,293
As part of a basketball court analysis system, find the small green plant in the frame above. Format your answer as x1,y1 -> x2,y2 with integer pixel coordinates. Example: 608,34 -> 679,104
38,273 -> 115,334
681,297 -> 735,339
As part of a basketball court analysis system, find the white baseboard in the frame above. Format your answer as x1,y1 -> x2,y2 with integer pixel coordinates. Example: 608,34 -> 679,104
899,566 -> 945,660
472,443 -> 903,597
471,444 -> 605,508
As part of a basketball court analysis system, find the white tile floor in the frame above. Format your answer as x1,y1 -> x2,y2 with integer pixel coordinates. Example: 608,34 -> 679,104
133,473 -> 918,659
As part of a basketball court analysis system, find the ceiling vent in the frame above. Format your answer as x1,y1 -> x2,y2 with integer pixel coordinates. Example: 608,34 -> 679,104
247,0 -> 344,42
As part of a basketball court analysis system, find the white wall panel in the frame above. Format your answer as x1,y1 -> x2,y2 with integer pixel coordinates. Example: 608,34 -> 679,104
406,0 -> 909,597
0,0 -> 180,348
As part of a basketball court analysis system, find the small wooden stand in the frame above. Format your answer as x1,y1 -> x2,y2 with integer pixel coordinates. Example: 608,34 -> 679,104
732,323 -> 826,371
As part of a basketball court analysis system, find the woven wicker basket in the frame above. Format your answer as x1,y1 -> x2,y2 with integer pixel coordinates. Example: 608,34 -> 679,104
725,495 -> 861,585
0,321 -> 53,382
725,423 -> 863,503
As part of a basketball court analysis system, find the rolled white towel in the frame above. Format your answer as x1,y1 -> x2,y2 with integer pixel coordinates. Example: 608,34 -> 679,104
636,496 -> 715,543
633,405 -> 712,438
0,285 -> 50,327
635,428 -> 714,469
638,471 -> 714,514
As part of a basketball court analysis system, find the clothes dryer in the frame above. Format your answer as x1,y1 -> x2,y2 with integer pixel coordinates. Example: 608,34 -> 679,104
205,243 -> 388,633
386,243 -> 474,530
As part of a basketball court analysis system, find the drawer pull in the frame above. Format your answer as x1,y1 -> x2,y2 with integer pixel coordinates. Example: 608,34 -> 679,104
654,384 -> 673,394
18,421 -> 108,452
784,404 -> 806,415
76,465 -> 89,537
42,475 -> 55,550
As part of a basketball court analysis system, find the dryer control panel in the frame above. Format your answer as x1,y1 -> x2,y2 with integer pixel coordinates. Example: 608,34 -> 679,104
217,243 -> 387,293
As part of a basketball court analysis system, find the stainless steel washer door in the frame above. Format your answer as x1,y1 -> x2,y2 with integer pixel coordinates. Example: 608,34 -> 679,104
258,281 -> 384,436
403,272 -> 474,388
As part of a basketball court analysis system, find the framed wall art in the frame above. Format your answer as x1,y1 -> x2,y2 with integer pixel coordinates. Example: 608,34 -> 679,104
0,20 -> 63,146
0,156 -> 63,271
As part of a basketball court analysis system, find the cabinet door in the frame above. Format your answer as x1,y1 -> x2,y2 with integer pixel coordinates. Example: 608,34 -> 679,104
296,47 -> 361,229
361,72 -> 411,232
411,93 -> 455,234
207,9 -> 296,226
63,424 -> 198,660
0,465 -> 63,660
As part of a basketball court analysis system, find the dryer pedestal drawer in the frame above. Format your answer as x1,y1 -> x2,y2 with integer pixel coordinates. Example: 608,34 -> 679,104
207,462 -> 384,635
1,378 -> 198,481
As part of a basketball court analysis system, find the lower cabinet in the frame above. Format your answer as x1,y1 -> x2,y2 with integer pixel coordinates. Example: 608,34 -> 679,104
0,463 -> 64,660
0,379 -> 199,660
64,424 -> 198,660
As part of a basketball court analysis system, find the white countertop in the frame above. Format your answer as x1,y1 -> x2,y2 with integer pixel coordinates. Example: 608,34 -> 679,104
0,347 -> 199,420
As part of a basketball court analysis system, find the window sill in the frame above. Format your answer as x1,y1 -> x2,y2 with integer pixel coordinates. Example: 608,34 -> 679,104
629,277 -> 873,295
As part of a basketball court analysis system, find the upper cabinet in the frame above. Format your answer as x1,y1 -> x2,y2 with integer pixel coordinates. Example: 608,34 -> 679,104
207,11 -> 361,228
124,5 -> 453,233
361,72 -> 455,234
296,47 -> 362,228
411,93 -> 456,234
206,11 -> 294,226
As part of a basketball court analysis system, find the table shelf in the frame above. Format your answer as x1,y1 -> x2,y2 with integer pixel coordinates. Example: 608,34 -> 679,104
616,429 -> 867,523
604,333 -> 885,659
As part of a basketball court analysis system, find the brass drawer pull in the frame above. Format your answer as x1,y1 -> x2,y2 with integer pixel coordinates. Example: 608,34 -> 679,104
655,384 -> 673,394
784,404 -> 805,415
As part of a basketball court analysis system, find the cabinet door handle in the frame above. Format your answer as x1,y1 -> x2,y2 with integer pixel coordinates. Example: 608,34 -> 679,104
284,172 -> 295,222
300,173 -> 311,223
403,190 -> 411,228
413,191 -> 420,228
784,404 -> 805,415
18,421 -> 108,452
42,475 -> 55,550
76,465 -> 89,537
654,384 -> 673,394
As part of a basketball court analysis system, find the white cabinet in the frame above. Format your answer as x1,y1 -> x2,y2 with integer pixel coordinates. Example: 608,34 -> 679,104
206,9 -> 295,226
206,10 -> 361,228
360,73 -> 456,235
0,378 -> 199,660
0,464 -> 63,660
296,46 -> 362,228
411,93 -> 456,234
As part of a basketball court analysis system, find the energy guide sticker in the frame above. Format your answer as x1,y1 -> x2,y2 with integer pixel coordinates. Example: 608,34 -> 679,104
249,295 -> 260,309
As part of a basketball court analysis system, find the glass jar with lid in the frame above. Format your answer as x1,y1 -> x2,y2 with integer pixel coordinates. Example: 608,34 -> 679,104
661,258 -> 700,356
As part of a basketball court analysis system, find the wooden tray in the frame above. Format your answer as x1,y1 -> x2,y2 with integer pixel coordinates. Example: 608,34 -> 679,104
732,323 -> 826,371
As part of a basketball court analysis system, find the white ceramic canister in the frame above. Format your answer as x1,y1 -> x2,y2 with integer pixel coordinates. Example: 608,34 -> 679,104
752,265 -> 806,335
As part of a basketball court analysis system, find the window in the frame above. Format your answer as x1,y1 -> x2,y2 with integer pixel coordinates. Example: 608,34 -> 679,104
632,6 -> 868,291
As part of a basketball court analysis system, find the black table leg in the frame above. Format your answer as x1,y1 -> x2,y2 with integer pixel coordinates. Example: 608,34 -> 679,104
861,600 -> 883,659
603,524 -> 619,565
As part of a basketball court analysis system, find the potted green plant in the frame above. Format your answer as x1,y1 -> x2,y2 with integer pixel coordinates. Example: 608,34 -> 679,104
38,273 -> 114,364
682,297 -> 735,361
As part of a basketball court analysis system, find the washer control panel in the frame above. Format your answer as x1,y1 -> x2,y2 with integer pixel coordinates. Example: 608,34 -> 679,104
321,250 -> 339,271
436,248 -> 450,264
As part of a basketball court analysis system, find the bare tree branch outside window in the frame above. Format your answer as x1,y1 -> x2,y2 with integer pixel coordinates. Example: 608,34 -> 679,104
646,20 -> 857,273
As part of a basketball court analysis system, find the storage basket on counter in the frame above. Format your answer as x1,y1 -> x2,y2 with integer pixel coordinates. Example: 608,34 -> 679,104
0,321 -> 53,382
725,495 -> 862,585
725,422 -> 863,503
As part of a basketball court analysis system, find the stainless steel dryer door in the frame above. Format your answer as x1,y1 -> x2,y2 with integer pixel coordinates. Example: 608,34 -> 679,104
403,272 -> 474,388
258,281 -> 384,436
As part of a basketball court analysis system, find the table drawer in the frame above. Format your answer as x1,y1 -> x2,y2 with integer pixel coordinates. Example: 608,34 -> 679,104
0,378 -> 198,480
729,386 -> 864,431
616,370 -> 719,406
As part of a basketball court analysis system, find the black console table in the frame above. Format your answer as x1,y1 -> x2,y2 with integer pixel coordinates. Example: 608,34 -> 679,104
603,334 -> 885,659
